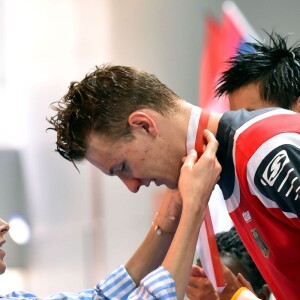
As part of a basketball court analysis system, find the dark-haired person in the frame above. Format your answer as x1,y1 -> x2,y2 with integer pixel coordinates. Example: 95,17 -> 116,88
187,227 -> 273,300
49,59 -> 300,300
216,31 -> 300,112
208,31 -> 300,240
0,137 -> 222,300
196,31 -> 300,300
215,228 -> 272,300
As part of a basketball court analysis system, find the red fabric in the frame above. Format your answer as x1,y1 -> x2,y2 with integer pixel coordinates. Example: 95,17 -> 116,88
195,109 -> 210,157
231,113 -> 300,300
198,16 -> 221,110
198,11 -> 245,113
195,109 -> 226,290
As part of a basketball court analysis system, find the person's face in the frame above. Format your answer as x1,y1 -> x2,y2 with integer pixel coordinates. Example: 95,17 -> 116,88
220,253 -> 271,300
228,83 -> 273,111
0,218 -> 10,275
220,253 -> 253,280
85,112 -> 182,192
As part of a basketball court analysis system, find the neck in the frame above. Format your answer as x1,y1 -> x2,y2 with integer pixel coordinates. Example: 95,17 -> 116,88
159,100 -> 222,165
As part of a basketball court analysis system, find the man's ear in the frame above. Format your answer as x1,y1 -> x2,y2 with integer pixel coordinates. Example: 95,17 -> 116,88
128,111 -> 159,136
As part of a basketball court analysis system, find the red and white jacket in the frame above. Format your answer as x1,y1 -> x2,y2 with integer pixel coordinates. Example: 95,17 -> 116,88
215,107 -> 300,300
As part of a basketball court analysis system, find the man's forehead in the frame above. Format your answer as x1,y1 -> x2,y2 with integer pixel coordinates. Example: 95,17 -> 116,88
86,131 -> 113,147
86,143 -> 109,161
85,135 -> 117,173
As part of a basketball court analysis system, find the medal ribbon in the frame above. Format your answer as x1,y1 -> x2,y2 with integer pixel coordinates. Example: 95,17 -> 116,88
195,109 -> 226,292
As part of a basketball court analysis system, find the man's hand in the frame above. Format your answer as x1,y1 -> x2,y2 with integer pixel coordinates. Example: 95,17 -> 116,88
179,129 -> 221,212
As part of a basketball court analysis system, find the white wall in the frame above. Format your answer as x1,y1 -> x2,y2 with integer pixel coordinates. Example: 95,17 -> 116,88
0,0 -> 299,296
0,0 -> 158,295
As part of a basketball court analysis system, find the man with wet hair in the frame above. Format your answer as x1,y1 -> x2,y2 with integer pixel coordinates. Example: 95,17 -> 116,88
49,56 -> 300,299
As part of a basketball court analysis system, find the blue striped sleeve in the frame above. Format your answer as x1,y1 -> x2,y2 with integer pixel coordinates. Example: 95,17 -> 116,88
128,266 -> 176,300
1,265 -> 136,300
2,288 -> 96,299
1,266 -> 176,300
95,265 -> 136,299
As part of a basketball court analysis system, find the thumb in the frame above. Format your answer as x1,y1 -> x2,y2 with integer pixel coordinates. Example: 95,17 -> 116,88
182,149 -> 197,168
191,265 -> 206,277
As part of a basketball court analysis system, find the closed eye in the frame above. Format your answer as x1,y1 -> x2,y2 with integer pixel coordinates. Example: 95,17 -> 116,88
110,161 -> 129,176
121,161 -> 128,173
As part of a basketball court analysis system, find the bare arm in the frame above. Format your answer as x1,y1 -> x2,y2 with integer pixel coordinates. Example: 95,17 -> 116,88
125,188 -> 182,284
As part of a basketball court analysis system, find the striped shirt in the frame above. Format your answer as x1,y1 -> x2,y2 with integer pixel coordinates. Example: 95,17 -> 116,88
0,265 -> 176,300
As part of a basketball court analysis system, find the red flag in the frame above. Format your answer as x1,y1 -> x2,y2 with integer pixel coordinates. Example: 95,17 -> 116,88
199,1 -> 258,113
198,16 -> 221,110
197,1 -> 258,292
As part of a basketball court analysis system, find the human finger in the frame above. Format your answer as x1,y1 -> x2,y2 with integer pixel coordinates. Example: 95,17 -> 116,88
203,129 -> 219,154
190,265 -> 206,277
187,278 -> 219,300
237,273 -> 255,293
181,149 -> 197,169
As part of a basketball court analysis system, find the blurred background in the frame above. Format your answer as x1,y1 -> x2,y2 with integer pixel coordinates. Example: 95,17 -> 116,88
0,0 -> 299,296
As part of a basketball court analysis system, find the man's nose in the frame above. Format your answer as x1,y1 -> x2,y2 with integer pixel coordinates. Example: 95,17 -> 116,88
0,219 -> 10,235
120,177 -> 140,193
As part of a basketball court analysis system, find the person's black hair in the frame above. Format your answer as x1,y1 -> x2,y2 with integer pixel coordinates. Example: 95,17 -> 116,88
216,31 -> 300,109
216,227 -> 266,294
